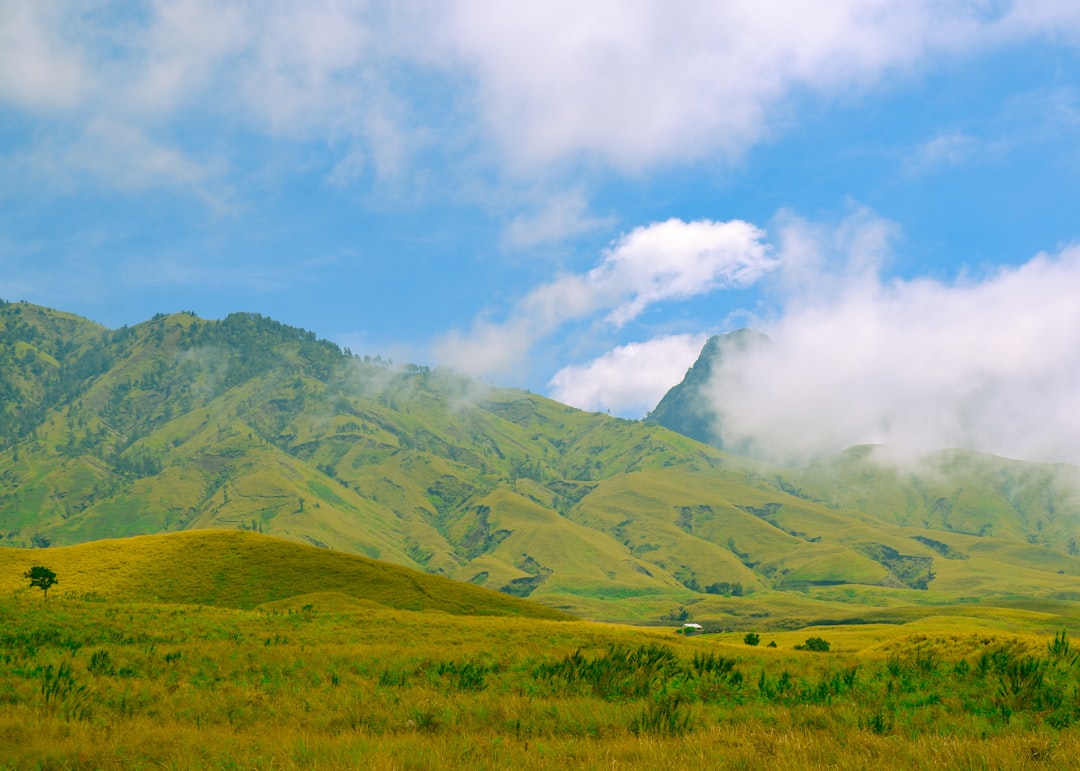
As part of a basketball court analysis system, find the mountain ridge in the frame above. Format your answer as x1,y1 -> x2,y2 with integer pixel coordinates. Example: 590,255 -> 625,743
646,328 -> 770,451
3,300 -> 1080,624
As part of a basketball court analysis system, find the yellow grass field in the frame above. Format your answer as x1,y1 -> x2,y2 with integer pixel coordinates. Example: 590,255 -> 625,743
3,532 -> 1080,768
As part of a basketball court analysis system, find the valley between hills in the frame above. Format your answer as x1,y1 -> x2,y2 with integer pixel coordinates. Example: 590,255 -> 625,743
3,299 -> 1080,627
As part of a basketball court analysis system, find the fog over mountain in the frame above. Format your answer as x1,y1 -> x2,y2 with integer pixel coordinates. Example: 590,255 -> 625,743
693,215 -> 1080,466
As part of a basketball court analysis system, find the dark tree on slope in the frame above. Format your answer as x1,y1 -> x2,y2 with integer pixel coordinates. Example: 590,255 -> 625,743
24,565 -> 58,601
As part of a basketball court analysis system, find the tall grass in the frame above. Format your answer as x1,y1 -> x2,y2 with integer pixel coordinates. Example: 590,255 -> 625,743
3,595 -> 1080,768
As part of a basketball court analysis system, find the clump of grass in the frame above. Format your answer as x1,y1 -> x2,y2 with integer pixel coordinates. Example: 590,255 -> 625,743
1048,629 -> 1072,661
862,708 -> 894,735
535,643 -> 683,700
629,694 -> 693,736
434,659 -> 493,692
40,662 -> 90,720
87,649 -> 114,676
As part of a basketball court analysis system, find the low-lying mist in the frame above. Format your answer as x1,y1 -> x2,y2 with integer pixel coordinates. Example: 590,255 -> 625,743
703,219 -> 1080,467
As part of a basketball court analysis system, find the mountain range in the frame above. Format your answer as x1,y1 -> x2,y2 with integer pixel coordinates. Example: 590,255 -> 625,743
3,300 -> 1079,626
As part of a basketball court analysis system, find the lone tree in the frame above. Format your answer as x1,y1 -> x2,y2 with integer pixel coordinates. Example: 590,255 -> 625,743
25,565 -> 58,601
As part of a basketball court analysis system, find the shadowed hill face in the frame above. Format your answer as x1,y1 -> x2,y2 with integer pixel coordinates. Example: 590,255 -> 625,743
645,329 -> 770,450
3,305 -> 1080,625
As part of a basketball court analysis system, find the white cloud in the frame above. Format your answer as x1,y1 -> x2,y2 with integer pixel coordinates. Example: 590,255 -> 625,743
432,319 -> 540,381
427,0 -> 1013,172
6,0 -> 1080,197
908,131 -> 983,171
10,118 -> 229,209
701,214 -> 1080,465
0,0 -> 395,200
433,218 -> 774,377
0,2 -> 89,110
548,334 -> 708,417
592,219 -> 775,326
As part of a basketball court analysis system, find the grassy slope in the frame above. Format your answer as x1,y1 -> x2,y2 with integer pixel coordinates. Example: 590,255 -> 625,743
0,529 -> 570,619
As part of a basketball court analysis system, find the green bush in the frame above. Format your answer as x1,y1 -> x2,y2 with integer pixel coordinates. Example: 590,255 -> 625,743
795,637 -> 830,652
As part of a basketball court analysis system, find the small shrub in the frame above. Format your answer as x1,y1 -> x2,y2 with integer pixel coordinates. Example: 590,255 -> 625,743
795,637 -> 830,652
912,647 -> 938,674
436,659 -> 491,692
744,632 -> 760,646
997,657 -> 1045,711
535,644 -> 681,700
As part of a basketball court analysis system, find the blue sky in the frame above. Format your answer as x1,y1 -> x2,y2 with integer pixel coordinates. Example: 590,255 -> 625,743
4,1 -> 1080,456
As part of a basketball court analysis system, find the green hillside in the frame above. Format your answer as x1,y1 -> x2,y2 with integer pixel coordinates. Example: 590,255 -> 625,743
3,300 -> 1080,624
0,529 -> 570,618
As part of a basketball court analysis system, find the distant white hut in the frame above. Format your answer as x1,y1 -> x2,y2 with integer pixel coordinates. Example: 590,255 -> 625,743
681,623 -> 704,635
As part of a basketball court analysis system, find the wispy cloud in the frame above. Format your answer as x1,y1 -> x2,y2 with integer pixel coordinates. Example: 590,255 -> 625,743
906,131 -> 985,172
425,0 -> 1038,172
123,252 -> 321,293
6,0 -> 1080,203
0,1 -> 89,110
0,0 -> 398,203
433,218 -> 774,377
904,86 -> 1080,175
502,190 -> 616,249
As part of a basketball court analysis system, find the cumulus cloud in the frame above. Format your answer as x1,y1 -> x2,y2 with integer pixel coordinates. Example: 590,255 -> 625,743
702,214 -> 1080,465
6,0 -> 1080,201
427,0 -> 1074,171
433,218 -> 774,376
548,334 -> 708,417
592,219 -> 777,326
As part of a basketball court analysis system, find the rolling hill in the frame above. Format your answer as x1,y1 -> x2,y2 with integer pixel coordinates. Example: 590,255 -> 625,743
0,529 -> 570,618
3,300 -> 1080,624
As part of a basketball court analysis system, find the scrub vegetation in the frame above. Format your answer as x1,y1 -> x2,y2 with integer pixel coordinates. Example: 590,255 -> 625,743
3,532 -> 1080,768
3,590 -> 1080,769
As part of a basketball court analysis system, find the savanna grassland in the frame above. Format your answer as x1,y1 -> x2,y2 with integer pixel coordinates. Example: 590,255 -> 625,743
4,576 -> 1080,768
7,304 -> 1080,768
